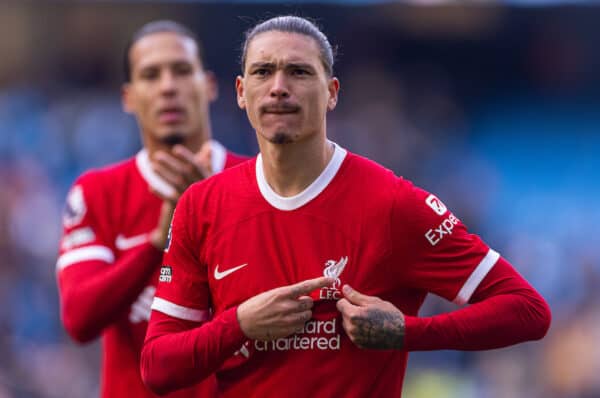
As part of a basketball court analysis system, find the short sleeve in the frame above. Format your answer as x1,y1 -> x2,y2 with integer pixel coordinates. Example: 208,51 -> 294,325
152,188 -> 211,322
391,179 -> 499,304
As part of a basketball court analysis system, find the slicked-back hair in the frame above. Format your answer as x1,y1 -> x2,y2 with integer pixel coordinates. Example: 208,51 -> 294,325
240,16 -> 336,77
123,20 -> 204,82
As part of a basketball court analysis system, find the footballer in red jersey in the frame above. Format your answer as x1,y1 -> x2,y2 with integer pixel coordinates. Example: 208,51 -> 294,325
56,21 -> 248,398
142,16 -> 550,398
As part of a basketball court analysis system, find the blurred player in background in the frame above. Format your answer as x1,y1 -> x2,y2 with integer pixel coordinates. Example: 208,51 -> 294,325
141,16 -> 551,397
56,20 -> 247,397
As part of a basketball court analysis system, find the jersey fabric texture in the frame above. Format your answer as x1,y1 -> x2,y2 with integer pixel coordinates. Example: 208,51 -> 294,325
57,140 -> 247,398
146,142 -> 549,397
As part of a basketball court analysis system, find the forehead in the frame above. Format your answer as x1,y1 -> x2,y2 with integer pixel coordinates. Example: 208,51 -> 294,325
246,31 -> 323,69
130,32 -> 200,70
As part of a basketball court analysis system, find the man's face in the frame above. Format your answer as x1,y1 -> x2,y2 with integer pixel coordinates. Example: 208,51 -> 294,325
123,32 -> 215,147
236,31 -> 338,145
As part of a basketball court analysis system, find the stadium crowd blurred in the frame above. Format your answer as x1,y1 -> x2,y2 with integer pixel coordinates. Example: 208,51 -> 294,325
1,2 -> 599,397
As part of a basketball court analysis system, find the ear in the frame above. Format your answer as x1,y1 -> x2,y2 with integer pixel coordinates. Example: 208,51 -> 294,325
235,75 -> 246,109
327,77 -> 340,111
205,70 -> 219,102
122,83 -> 134,114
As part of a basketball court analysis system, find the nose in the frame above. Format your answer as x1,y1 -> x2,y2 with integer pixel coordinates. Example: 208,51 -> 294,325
159,71 -> 177,96
269,71 -> 289,99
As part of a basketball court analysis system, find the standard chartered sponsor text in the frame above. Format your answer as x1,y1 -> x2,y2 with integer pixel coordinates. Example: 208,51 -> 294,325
255,318 -> 340,351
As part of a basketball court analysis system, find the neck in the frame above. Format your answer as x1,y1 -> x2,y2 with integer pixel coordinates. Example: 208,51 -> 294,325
144,126 -> 211,158
258,133 -> 334,197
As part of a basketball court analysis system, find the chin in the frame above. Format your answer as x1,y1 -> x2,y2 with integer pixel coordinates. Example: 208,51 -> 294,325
269,133 -> 294,145
159,132 -> 186,147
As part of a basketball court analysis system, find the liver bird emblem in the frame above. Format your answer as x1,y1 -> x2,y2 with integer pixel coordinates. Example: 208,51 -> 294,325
323,256 -> 348,288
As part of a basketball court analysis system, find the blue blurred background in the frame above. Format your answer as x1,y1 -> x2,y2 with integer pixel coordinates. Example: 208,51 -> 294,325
1,1 -> 599,397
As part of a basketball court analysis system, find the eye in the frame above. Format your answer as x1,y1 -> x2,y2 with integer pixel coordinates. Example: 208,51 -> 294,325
139,68 -> 159,81
252,68 -> 270,77
291,68 -> 310,76
173,63 -> 193,76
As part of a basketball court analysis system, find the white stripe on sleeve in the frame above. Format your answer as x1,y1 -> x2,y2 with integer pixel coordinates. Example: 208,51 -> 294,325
151,297 -> 210,322
56,245 -> 115,271
453,248 -> 500,305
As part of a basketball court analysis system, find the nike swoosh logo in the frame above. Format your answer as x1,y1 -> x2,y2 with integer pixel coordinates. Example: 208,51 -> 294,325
214,263 -> 248,280
115,233 -> 149,251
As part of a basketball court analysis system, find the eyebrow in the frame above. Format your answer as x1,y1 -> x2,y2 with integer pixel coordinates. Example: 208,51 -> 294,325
248,62 -> 316,71
248,62 -> 275,69
286,63 -> 315,71
137,59 -> 193,71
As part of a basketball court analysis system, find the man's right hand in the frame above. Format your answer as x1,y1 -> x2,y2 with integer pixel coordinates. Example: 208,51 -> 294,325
149,142 -> 213,250
151,144 -> 212,204
236,276 -> 334,341
149,201 -> 175,250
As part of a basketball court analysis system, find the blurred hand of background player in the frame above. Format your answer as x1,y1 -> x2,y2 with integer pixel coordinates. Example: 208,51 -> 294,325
151,142 -> 212,204
237,277 -> 334,341
149,202 -> 175,250
336,285 -> 405,350
149,141 -> 212,250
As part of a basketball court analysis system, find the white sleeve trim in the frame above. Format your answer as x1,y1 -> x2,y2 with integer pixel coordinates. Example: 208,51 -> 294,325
151,297 -> 210,322
453,248 -> 500,305
56,245 -> 114,271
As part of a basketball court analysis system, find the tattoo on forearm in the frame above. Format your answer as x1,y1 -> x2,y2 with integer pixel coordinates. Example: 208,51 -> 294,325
351,309 -> 405,350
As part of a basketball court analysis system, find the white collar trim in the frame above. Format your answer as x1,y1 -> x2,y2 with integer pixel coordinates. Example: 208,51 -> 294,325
136,140 -> 227,198
209,139 -> 227,174
136,149 -> 176,198
256,141 -> 347,211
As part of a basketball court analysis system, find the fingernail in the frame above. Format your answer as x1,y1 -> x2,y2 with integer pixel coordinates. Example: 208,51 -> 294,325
343,285 -> 352,294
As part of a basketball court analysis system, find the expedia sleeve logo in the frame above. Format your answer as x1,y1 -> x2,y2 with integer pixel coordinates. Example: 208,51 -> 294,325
425,194 -> 448,216
159,266 -> 172,283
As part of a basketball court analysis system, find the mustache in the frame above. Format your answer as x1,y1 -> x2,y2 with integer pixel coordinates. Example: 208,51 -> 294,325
260,103 -> 301,114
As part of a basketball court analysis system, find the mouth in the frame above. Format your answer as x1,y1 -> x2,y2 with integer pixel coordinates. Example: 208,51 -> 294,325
157,106 -> 186,124
261,103 -> 300,115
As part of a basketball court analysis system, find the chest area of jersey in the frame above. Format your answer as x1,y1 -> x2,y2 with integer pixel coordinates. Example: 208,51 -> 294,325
204,212 -> 387,311
110,185 -> 161,253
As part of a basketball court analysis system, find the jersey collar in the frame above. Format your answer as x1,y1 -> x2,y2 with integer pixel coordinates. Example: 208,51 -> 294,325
136,149 -> 176,199
255,141 -> 347,211
210,139 -> 227,174
136,139 -> 226,198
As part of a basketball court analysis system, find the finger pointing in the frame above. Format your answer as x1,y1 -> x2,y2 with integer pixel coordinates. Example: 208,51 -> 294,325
283,277 -> 334,299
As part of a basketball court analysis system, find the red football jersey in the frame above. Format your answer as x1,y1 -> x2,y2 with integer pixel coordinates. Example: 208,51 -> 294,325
57,141 -> 247,398
152,142 -> 499,398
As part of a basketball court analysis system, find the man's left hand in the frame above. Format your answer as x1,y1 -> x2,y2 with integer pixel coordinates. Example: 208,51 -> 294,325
336,285 -> 405,350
